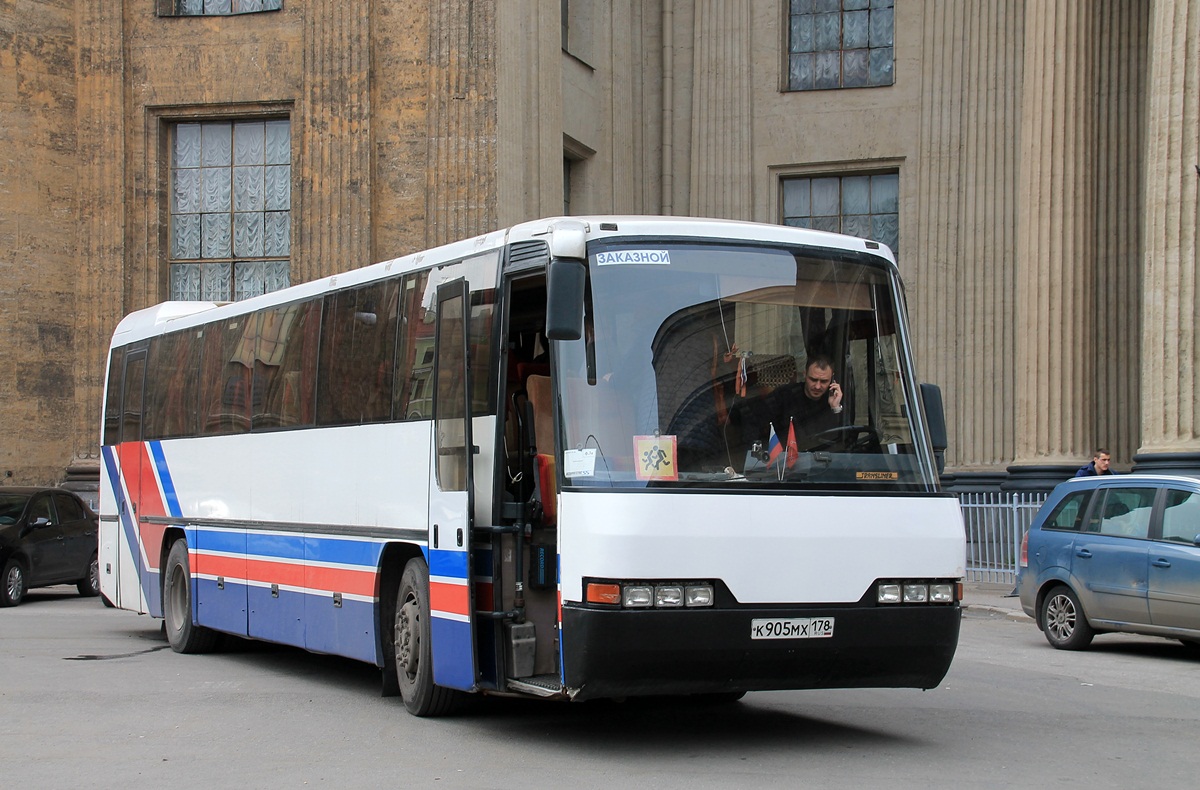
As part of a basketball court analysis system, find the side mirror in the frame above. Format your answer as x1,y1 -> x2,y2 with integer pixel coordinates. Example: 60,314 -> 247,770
30,516 -> 52,529
546,258 -> 586,341
920,383 -> 947,475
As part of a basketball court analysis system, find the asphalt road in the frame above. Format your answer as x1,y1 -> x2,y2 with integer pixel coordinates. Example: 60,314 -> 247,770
2,589 -> 1197,789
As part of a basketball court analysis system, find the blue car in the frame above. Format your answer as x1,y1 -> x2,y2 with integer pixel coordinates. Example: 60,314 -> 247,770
1017,474 -> 1200,650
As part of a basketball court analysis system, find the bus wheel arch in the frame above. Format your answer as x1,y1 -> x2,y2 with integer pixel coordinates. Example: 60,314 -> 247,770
163,538 -> 218,654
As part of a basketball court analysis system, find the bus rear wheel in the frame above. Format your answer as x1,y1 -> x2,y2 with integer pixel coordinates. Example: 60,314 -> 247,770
163,539 -> 218,654
394,559 -> 463,716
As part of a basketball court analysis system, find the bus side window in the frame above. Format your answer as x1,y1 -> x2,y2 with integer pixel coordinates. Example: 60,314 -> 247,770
103,346 -> 125,446
254,299 -> 320,430
316,279 -> 400,426
394,271 -> 433,420
145,329 -> 202,440
198,317 -> 254,436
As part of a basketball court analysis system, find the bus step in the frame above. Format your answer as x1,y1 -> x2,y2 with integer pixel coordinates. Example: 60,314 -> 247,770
507,675 -> 565,698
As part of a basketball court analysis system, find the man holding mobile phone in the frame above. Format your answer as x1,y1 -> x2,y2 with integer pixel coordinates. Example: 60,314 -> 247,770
791,354 -> 844,442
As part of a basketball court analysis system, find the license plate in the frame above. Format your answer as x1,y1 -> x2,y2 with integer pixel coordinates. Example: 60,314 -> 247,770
750,617 -> 835,640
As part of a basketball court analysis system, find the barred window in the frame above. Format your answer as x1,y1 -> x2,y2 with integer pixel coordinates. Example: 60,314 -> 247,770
168,119 -> 292,301
786,0 -> 894,91
782,173 -> 899,255
162,0 -> 283,16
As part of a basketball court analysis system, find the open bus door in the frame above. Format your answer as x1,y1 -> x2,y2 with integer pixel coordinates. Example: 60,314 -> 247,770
426,278 -> 477,691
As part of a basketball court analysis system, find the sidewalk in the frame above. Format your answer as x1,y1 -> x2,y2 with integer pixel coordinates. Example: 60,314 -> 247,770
962,580 -> 1031,621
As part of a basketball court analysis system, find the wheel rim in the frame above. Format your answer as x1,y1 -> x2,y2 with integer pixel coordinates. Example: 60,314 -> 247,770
395,591 -> 421,680
5,565 -> 22,601
88,558 -> 100,593
1045,593 -> 1077,642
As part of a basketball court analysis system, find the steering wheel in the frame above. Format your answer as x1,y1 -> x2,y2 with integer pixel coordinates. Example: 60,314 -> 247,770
806,424 -> 880,452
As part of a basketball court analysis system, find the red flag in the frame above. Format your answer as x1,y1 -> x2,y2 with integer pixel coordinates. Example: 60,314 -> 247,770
786,418 -> 798,469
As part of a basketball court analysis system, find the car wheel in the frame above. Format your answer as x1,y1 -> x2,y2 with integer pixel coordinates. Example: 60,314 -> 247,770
1,559 -> 26,607
163,539 -> 218,654
1041,585 -> 1094,650
77,552 -> 100,597
394,558 -> 464,716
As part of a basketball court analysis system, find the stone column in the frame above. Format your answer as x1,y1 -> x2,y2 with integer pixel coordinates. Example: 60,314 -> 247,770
424,0 -> 497,247
1009,0 -> 1099,489
70,1 -> 126,489
1135,0 -> 1200,473
295,0 -> 373,282
688,0 -> 753,220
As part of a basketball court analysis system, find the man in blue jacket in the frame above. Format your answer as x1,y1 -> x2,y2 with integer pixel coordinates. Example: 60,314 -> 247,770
1076,448 -> 1115,476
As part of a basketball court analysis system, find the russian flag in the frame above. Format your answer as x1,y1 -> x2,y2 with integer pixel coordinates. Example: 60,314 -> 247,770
767,422 -> 783,467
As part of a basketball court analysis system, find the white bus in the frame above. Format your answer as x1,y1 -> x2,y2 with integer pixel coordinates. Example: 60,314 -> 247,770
99,216 -> 965,715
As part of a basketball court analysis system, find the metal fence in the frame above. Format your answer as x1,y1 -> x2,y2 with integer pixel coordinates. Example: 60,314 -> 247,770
958,491 -> 1047,584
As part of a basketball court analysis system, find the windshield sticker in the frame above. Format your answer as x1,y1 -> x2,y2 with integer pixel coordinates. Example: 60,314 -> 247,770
634,435 -> 678,481
563,448 -> 597,478
856,471 -> 899,481
595,250 -> 672,266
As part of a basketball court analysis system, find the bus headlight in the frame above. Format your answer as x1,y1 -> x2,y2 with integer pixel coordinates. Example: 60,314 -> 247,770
587,579 -> 716,608
623,585 -> 654,608
929,583 -> 955,603
684,584 -> 713,607
877,579 -> 960,604
877,583 -> 902,604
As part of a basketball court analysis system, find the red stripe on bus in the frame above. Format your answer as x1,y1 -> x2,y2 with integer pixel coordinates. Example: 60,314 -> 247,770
430,580 -> 470,617
116,442 -> 168,571
303,564 -> 377,597
193,555 -> 377,597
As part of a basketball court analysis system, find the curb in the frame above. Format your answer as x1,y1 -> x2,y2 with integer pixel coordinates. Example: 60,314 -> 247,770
963,603 -> 1031,621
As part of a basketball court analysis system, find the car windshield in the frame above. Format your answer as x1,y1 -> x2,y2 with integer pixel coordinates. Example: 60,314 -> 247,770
0,494 -> 30,525
555,241 -> 939,491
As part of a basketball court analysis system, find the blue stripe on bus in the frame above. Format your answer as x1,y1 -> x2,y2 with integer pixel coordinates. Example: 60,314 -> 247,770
246,531 -> 306,560
306,535 -> 386,566
429,548 -> 469,579
198,529 -> 385,568
430,616 -> 475,689
148,441 -> 182,519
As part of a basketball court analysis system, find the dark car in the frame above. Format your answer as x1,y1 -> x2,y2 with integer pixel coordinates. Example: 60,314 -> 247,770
0,487 -> 100,607
1017,474 -> 1200,650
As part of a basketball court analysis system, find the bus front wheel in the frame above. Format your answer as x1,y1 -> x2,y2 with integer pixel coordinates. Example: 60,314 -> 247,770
163,539 -> 218,654
394,559 -> 462,716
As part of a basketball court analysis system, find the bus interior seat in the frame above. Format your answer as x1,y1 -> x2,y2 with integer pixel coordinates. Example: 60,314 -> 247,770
524,373 -> 556,525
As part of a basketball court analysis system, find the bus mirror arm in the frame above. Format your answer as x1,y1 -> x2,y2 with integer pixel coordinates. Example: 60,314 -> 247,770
920,383 -> 948,475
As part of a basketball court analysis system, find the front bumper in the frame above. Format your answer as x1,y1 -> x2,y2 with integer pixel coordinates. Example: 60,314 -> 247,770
560,601 -> 961,700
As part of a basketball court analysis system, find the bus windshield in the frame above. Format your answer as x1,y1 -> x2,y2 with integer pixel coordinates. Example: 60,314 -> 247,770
555,241 -> 938,490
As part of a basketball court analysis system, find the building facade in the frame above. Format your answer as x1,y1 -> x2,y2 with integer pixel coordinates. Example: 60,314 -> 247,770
1,0 -> 1197,492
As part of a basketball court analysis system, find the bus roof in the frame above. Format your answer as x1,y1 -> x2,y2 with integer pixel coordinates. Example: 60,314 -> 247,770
110,216 -> 895,345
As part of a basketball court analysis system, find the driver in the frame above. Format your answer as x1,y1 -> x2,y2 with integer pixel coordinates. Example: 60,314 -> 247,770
783,355 -> 843,449
728,354 -> 845,462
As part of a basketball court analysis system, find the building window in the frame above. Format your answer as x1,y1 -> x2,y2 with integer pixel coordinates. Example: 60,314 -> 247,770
782,173 -> 899,254
786,0 -> 894,91
169,119 -> 292,301
163,0 -> 283,16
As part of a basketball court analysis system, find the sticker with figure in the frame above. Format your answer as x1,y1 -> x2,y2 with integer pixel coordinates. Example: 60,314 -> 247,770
634,435 -> 678,481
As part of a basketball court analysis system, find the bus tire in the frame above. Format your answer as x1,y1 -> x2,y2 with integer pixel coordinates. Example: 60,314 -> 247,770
163,539 -> 218,654
394,558 -> 463,716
